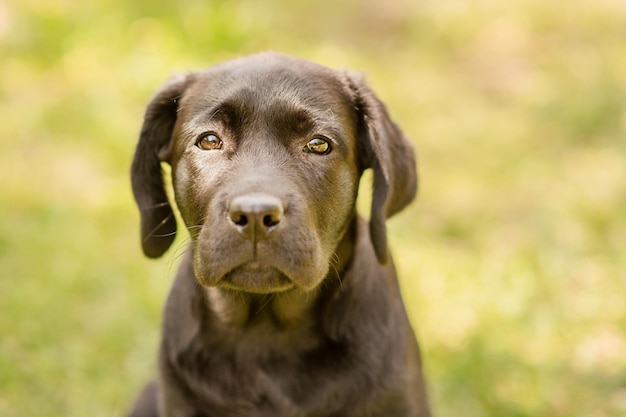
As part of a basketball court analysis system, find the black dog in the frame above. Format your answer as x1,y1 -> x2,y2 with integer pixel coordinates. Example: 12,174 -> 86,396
129,52 -> 430,417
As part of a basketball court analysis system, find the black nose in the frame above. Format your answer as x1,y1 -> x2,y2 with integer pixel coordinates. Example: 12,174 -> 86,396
228,194 -> 284,241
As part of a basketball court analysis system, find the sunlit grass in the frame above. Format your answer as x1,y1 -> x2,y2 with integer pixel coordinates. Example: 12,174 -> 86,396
1,0 -> 625,416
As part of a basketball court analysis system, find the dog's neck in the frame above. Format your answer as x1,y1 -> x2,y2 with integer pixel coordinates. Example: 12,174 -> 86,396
199,216 -> 358,331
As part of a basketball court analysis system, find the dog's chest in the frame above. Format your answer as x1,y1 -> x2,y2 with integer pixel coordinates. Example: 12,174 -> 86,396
181,319 -> 339,414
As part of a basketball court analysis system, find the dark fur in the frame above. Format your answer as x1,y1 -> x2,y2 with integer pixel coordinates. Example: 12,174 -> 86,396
128,52 -> 429,417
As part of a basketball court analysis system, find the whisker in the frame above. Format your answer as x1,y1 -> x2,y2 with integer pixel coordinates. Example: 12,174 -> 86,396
139,201 -> 171,210
330,251 -> 343,291
255,294 -> 275,315
150,230 -> 178,238
163,238 -> 191,274
171,238 -> 192,261
143,212 -> 174,243
237,290 -> 248,306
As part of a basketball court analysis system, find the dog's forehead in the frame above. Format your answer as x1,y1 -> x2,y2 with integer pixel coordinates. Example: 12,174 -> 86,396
186,55 -> 353,121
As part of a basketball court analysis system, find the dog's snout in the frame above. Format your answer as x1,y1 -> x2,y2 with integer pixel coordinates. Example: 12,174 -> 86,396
228,194 -> 284,240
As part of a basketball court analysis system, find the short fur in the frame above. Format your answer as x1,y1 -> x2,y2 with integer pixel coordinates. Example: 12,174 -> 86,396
128,52 -> 429,417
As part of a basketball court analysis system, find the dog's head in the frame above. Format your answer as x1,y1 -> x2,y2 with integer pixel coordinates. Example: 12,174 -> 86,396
132,53 -> 417,293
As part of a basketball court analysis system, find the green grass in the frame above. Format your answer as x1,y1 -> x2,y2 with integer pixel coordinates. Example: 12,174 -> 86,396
1,0 -> 625,416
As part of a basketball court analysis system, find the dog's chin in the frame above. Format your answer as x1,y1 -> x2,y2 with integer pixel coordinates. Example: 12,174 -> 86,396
216,262 -> 296,294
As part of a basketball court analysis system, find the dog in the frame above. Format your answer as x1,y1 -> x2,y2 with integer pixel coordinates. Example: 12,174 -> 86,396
128,52 -> 430,417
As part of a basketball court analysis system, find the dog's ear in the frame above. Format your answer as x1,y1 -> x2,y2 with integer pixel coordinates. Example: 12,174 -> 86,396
343,72 -> 418,264
131,74 -> 192,258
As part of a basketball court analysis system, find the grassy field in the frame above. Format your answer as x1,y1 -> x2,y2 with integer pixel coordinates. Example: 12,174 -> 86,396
1,0 -> 625,416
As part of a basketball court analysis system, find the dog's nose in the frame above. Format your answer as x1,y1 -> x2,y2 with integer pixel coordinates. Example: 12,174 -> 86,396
228,194 -> 284,241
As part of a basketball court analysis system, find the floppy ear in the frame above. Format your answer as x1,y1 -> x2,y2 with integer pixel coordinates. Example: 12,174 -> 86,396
131,74 -> 191,258
344,72 -> 418,264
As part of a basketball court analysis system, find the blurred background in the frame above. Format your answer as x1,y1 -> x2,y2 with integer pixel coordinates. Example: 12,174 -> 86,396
1,0 -> 625,416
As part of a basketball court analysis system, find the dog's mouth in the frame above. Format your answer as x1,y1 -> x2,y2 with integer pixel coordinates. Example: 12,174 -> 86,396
218,262 -> 295,294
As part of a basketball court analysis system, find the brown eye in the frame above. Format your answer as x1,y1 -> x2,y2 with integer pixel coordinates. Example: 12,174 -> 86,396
196,133 -> 223,151
304,137 -> 331,155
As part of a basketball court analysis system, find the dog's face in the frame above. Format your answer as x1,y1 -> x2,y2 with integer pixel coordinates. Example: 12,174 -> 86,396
172,58 -> 360,293
132,53 -> 417,294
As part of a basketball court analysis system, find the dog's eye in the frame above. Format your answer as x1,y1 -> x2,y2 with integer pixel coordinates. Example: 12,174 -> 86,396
196,133 -> 223,151
304,137 -> 331,155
